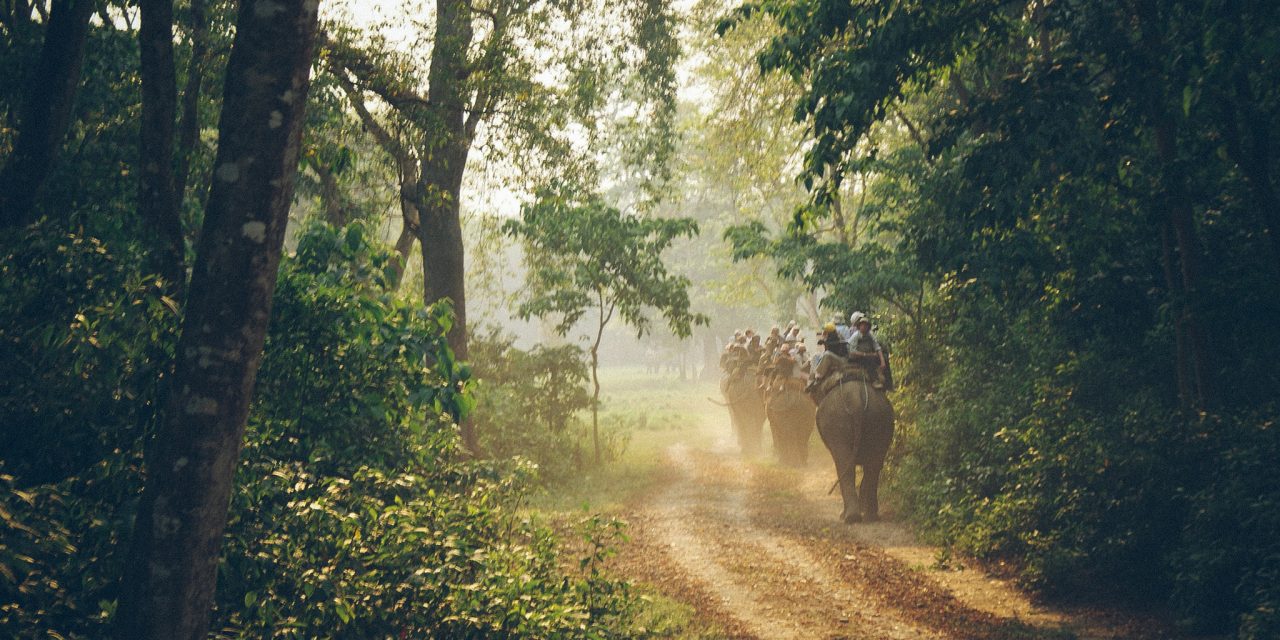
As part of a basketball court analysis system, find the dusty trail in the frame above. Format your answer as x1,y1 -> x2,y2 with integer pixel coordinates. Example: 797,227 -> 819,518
609,398 -> 1186,640
647,442 -> 939,640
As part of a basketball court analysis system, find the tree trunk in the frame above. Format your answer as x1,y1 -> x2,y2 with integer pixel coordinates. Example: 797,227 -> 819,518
139,0 -> 186,291
390,186 -> 420,288
1133,0 -> 1215,411
419,0 -> 473,354
114,1 -> 322,637
332,68 -> 421,288
0,0 -> 95,228
1160,219 -> 1194,405
590,343 -> 601,465
418,0 -> 477,451
1150,108 -> 1215,412
174,0 -> 208,204
588,295 -> 613,465
312,160 -> 350,226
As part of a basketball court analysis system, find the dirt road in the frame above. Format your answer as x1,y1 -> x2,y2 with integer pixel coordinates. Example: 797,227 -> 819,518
608,411 -> 1183,640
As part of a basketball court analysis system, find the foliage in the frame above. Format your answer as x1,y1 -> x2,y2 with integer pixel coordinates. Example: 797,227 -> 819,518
322,0 -> 683,211
215,450 -> 638,638
469,327 -> 593,482
1170,410 -> 1280,637
0,219 -> 643,638
504,184 -> 707,463
0,226 -> 177,485
0,454 -> 141,639
504,185 -> 707,341
723,0 -> 1280,634
660,4 -> 818,330
253,220 -> 474,473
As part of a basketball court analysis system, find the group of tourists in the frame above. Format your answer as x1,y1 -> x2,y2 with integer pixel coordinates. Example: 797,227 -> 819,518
719,312 -> 895,403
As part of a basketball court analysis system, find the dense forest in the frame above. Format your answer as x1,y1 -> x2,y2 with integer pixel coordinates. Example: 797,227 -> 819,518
2,0 -> 1278,638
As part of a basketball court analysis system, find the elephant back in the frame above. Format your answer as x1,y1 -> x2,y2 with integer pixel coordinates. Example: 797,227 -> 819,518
769,387 -> 813,417
816,380 -> 894,464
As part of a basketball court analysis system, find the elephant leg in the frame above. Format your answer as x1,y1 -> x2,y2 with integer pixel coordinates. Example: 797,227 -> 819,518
769,423 -> 783,462
781,435 -> 795,466
790,424 -> 810,467
839,466 -> 861,523
796,434 -> 810,466
819,429 -> 859,522
859,459 -> 884,522
745,411 -> 765,455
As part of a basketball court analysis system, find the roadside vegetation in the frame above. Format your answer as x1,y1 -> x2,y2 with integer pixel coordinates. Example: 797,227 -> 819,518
715,2 -> 1280,636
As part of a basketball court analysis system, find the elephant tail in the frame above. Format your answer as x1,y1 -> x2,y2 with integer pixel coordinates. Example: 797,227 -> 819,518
706,396 -> 731,407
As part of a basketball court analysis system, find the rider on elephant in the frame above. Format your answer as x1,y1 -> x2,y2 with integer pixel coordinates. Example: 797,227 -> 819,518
806,323 -> 852,404
720,335 -> 750,374
759,337 -> 790,393
763,325 -> 783,354
777,341 -> 807,392
848,312 -> 888,390
849,313 -> 901,389
746,332 -> 764,360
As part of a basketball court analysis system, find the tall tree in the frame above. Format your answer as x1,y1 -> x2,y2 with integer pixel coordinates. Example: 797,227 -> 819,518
505,185 -> 707,463
114,0 -> 322,636
417,0 -> 475,360
0,0 -> 95,228
173,0 -> 209,207
325,0 -> 680,451
138,0 -> 186,290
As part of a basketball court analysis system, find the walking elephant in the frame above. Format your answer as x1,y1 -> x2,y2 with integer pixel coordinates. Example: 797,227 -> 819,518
765,385 -> 815,467
721,372 -> 765,455
815,376 -> 894,523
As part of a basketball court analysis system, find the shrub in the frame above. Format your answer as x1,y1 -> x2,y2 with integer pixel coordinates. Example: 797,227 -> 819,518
215,451 -> 635,638
1170,409 -> 1280,636
470,328 -> 592,481
892,296 -> 1194,599
1,220 -> 641,638
0,453 -> 141,638
0,227 -> 177,485
252,221 -> 469,474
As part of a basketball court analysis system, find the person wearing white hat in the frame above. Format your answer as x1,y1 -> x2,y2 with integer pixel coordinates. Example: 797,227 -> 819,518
848,313 -> 888,389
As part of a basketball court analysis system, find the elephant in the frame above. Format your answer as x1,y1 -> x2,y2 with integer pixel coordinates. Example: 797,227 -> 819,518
720,371 -> 766,455
764,384 -> 815,467
814,374 -> 894,523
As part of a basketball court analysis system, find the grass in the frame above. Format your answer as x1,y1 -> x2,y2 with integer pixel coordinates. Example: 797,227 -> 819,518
528,366 -> 723,513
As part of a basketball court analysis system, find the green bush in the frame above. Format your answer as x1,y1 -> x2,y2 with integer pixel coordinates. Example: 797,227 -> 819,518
470,328 -> 592,481
215,454 -> 634,638
893,293 -> 1195,598
0,227 -> 177,485
891,275 -> 1280,635
1170,410 -> 1280,636
1,221 -> 642,638
0,453 -> 141,638
252,221 -> 470,474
